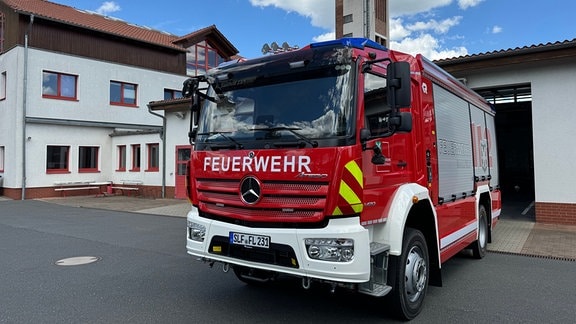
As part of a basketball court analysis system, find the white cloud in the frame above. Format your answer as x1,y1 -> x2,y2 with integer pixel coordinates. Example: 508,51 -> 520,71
491,25 -> 503,34
390,18 -> 411,40
96,1 -> 121,16
406,16 -> 462,34
313,32 -> 336,43
391,33 -> 468,60
457,0 -> 484,10
388,1 -> 475,59
249,0 -> 333,30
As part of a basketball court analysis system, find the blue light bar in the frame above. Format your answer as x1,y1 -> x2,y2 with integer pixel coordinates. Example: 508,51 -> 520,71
310,38 -> 387,51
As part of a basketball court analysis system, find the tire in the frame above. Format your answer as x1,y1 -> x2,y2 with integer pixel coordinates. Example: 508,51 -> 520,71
471,204 -> 488,259
387,228 -> 429,320
233,266 -> 277,285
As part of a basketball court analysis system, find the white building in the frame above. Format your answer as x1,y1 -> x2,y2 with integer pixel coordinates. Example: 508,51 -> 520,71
0,0 -> 238,200
437,40 -> 576,225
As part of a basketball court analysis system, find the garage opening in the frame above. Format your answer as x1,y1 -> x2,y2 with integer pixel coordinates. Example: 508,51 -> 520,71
476,84 -> 535,220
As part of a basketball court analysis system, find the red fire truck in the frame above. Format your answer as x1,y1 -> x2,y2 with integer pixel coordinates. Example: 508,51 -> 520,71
183,38 -> 500,320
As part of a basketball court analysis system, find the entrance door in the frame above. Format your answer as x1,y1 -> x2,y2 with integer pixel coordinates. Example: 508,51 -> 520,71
477,85 -> 535,220
175,146 -> 192,199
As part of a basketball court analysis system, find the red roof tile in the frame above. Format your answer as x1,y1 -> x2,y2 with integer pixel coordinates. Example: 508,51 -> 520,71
4,0 -> 185,51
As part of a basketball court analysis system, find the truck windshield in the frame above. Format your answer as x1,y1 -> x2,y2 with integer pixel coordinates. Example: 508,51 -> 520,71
195,64 -> 354,150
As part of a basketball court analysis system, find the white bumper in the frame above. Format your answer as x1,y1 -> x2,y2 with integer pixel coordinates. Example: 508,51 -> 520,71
186,207 -> 371,283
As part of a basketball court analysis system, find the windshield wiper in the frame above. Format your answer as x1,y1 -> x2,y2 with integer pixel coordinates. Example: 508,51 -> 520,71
251,126 -> 318,148
197,131 -> 244,150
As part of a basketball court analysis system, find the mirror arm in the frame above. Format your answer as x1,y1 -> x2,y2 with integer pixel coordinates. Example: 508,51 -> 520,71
363,57 -> 392,73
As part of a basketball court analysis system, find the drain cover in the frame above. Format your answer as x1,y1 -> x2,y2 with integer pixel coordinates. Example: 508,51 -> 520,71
55,256 -> 100,266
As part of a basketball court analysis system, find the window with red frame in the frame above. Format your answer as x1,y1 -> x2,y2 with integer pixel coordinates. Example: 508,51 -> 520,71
131,144 -> 141,171
110,81 -> 137,106
146,143 -> 160,171
117,145 -> 126,171
186,41 -> 226,76
42,71 -> 78,100
46,145 -> 69,173
1,71 -> 6,100
0,146 -> 5,172
164,89 -> 183,100
78,146 -> 99,173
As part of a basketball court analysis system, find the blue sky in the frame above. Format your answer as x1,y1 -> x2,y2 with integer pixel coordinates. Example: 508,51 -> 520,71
53,0 -> 576,60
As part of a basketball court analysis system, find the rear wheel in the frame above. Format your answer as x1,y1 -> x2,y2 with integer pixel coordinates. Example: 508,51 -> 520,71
387,228 -> 429,320
471,204 -> 488,259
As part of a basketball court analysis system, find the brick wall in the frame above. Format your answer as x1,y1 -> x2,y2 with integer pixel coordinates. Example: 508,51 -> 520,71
535,202 -> 576,225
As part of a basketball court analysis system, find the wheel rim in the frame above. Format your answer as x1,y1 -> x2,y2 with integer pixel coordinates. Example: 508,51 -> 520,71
405,246 -> 427,303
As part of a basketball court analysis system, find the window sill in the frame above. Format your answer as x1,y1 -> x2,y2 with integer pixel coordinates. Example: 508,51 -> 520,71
46,169 -> 71,174
110,102 -> 139,108
79,169 -> 100,173
42,95 -> 79,101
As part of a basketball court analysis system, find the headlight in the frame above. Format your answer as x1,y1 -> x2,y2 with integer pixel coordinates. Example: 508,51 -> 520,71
305,238 -> 354,262
187,220 -> 206,242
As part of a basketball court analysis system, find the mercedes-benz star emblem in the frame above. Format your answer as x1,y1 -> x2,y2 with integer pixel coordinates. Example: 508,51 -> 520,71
240,176 -> 261,204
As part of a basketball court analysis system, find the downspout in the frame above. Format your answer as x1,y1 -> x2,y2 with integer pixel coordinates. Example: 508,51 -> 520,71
21,14 -> 34,200
147,105 -> 166,198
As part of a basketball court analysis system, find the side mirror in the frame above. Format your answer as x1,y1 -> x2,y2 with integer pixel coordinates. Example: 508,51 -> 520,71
183,78 -> 200,144
387,62 -> 411,108
360,128 -> 371,142
182,78 -> 200,112
389,112 -> 412,132
360,128 -> 371,151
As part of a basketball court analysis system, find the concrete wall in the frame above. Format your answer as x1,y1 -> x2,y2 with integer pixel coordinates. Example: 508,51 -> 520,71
342,0 -> 366,37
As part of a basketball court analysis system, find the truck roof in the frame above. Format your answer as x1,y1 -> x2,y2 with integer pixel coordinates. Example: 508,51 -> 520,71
416,54 -> 494,114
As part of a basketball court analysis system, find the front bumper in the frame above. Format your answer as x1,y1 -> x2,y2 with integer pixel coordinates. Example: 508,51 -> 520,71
186,206 -> 371,283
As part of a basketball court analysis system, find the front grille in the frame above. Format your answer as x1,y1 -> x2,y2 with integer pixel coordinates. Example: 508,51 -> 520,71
196,178 -> 329,223
209,235 -> 299,268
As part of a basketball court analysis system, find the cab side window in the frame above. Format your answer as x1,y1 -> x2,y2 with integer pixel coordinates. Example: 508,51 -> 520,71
364,73 -> 391,136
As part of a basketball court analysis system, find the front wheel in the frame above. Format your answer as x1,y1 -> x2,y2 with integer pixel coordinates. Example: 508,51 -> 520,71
387,228 -> 429,320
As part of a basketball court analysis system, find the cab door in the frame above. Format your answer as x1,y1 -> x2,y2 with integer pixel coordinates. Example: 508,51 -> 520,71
360,68 -> 412,224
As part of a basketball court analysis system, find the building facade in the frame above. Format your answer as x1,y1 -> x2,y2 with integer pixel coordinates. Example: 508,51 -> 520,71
0,0 -> 237,200
437,40 -> 576,225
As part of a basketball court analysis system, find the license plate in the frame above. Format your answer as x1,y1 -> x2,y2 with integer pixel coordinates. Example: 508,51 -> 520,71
229,232 -> 270,248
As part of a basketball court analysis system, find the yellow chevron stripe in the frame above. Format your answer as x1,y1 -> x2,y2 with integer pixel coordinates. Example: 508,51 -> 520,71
345,161 -> 363,188
333,206 -> 343,215
340,180 -> 361,206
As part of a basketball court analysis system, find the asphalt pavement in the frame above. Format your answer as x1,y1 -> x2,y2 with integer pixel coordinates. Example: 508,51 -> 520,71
3,194 -> 575,261
2,198 -> 574,323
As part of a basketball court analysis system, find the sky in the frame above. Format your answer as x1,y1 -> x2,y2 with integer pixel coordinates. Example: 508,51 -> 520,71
52,0 -> 576,60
